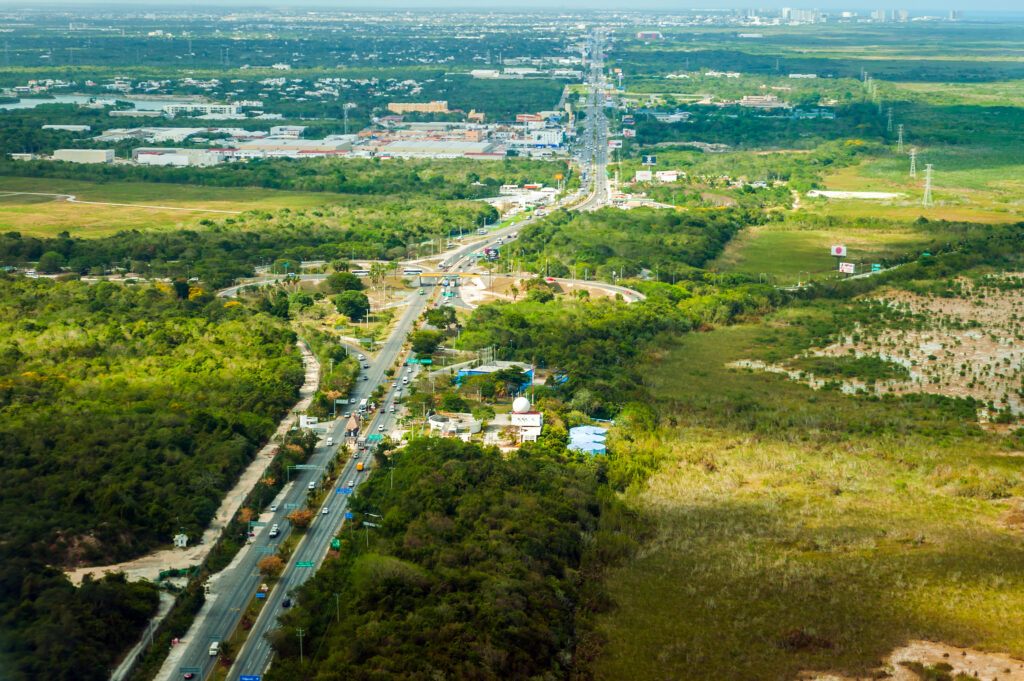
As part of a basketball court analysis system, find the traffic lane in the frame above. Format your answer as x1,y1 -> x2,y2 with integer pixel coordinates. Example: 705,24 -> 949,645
227,453 -> 362,680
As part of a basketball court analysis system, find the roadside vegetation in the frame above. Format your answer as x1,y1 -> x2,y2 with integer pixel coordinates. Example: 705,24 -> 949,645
263,437 -> 643,681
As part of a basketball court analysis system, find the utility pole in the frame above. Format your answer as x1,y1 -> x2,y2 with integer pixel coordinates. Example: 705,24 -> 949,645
909,147 -> 917,178
896,124 -> 904,154
343,103 -> 350,135
923,164 -> 934,207
334,593 -> 341,622
296,627 -> 305,664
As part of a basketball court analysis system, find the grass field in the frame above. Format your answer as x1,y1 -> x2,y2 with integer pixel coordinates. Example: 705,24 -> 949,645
594,321 -> 1024,681
710,220 -> 955,282
0,177 -> 343,237
812,152 -> 1024,224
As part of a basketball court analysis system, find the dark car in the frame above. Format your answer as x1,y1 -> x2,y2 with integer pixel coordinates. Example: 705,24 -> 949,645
282,598 -> 292,608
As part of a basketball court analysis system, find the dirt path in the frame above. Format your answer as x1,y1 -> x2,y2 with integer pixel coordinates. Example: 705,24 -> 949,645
800,640 -> 1024,681
65,341 -> 320,585
0,191 -> 244,214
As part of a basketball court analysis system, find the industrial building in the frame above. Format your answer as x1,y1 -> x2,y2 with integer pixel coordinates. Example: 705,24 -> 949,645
53,149 -> 115,164
132,148 -> 225,167
379,140 -> 495,158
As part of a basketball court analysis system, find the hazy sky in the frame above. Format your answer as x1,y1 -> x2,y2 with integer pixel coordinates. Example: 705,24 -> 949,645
7,0 -> 1022,13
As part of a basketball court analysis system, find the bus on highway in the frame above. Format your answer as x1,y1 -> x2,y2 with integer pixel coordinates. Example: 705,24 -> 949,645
358,398 -> 368,413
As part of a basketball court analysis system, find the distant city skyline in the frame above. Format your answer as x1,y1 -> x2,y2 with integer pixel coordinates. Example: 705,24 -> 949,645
2,1 -> 1021,14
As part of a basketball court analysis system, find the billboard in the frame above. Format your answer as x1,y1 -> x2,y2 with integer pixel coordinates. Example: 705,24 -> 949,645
830,245 -> 847,257
485,248 -> 500,261
642,155 -> 657,165
635,170 -> 653,182
608,140 -> 623,149
622,115 -> 635,125
622,128 -> 636,138
839,262 -> 856,274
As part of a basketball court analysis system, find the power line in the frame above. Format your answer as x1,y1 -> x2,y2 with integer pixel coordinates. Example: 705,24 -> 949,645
923,164 -> 934,207
296,627 -> 306,664
909,147 -> 917,178
897,124 -> 904,153
886,107 -> 893,132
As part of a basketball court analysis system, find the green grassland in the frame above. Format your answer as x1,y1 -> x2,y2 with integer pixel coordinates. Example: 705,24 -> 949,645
594,316 -> 1024,681
0,177 -> 346,237
710,220 -> 954,282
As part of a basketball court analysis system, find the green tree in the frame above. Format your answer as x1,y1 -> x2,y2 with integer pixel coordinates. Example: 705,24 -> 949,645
326,271 -> 364,293
334,291 -> 370,321
36,251 -> 65,273
409,330 -> 443,355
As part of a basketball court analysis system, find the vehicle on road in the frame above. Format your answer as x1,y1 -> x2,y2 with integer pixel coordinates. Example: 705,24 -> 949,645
348,479 -> 356,486
270,504 -> 278,512
326,437 -> 333,446
378,424 -> 385,432
362,363 -> 369,368
269,523 -> 280,538
209,641 -> 219,656
356,462 -> 364,471
322,507 -> 329,515
418,288 -> 425,295
389,404 -> 395,413
307,481 -> 316,491
358,354 -> 365,361
282,598 -> 291,608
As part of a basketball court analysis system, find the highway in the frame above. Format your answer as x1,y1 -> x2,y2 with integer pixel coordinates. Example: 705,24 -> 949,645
156,223 -> 526,681
168,34 -> 611,681
575,29 -> 610,212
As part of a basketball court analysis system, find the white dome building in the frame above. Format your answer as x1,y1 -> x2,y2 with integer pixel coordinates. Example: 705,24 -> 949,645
509,397 -> 543,442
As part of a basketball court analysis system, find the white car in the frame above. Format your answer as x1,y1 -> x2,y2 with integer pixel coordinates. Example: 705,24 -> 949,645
378,424 -> 385,432
270,504 -> 278,512
321,507 -> 329,515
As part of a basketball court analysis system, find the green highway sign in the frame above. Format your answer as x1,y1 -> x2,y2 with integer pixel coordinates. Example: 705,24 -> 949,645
368,434 -> 383,440
871,263 -> 882,272
364,522 -> 380,528
284,503 -> 300,510
296,561 -> 314,568
331,538 -> 341,549
359,338 -> 372,343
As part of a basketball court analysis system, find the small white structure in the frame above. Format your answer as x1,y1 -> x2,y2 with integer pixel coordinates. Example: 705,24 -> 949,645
173,532 -> 189,548
510,397 -> 543,442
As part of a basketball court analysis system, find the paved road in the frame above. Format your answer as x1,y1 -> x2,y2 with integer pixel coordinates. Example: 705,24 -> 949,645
213,224 -> 525,681
575,30 -> 610,212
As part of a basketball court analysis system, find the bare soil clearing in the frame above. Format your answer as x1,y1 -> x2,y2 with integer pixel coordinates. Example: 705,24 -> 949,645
800,640 -> 1024,681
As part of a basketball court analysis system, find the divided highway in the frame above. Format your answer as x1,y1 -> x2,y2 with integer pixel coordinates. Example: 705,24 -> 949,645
168,31 -> 612,681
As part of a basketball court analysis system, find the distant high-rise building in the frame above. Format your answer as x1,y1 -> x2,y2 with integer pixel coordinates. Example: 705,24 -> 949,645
949,9 -> 963,19
896,9 -> 909,21
871,9 -> 888,21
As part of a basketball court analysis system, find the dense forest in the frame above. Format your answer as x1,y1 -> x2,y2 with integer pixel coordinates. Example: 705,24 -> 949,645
0,277 -> 302,564
264,437 -> 641,681
0,198 -> 497,288
457,281 -> 783,416
508,206 -> 751,281
0,567 -> 160,681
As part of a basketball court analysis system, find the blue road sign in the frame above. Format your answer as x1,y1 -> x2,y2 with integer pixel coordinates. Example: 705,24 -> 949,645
340,487 -> 353,494
345,512 -> 354,519
240,676 -> 262,681
255,592 -> 266,599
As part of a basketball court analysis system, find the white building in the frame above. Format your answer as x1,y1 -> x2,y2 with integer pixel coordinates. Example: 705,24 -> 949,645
42,124 -> 91,132
53,149 -> 114,164
162,103 -> 243,118
509,397 -> 543,443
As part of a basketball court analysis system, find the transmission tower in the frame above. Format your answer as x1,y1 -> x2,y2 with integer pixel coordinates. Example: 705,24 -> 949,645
343,103 -> 350,135
923,164 -> 934,207
886,107 -> 893,132
897,124 -> 904,153
909,147 -> 917,178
